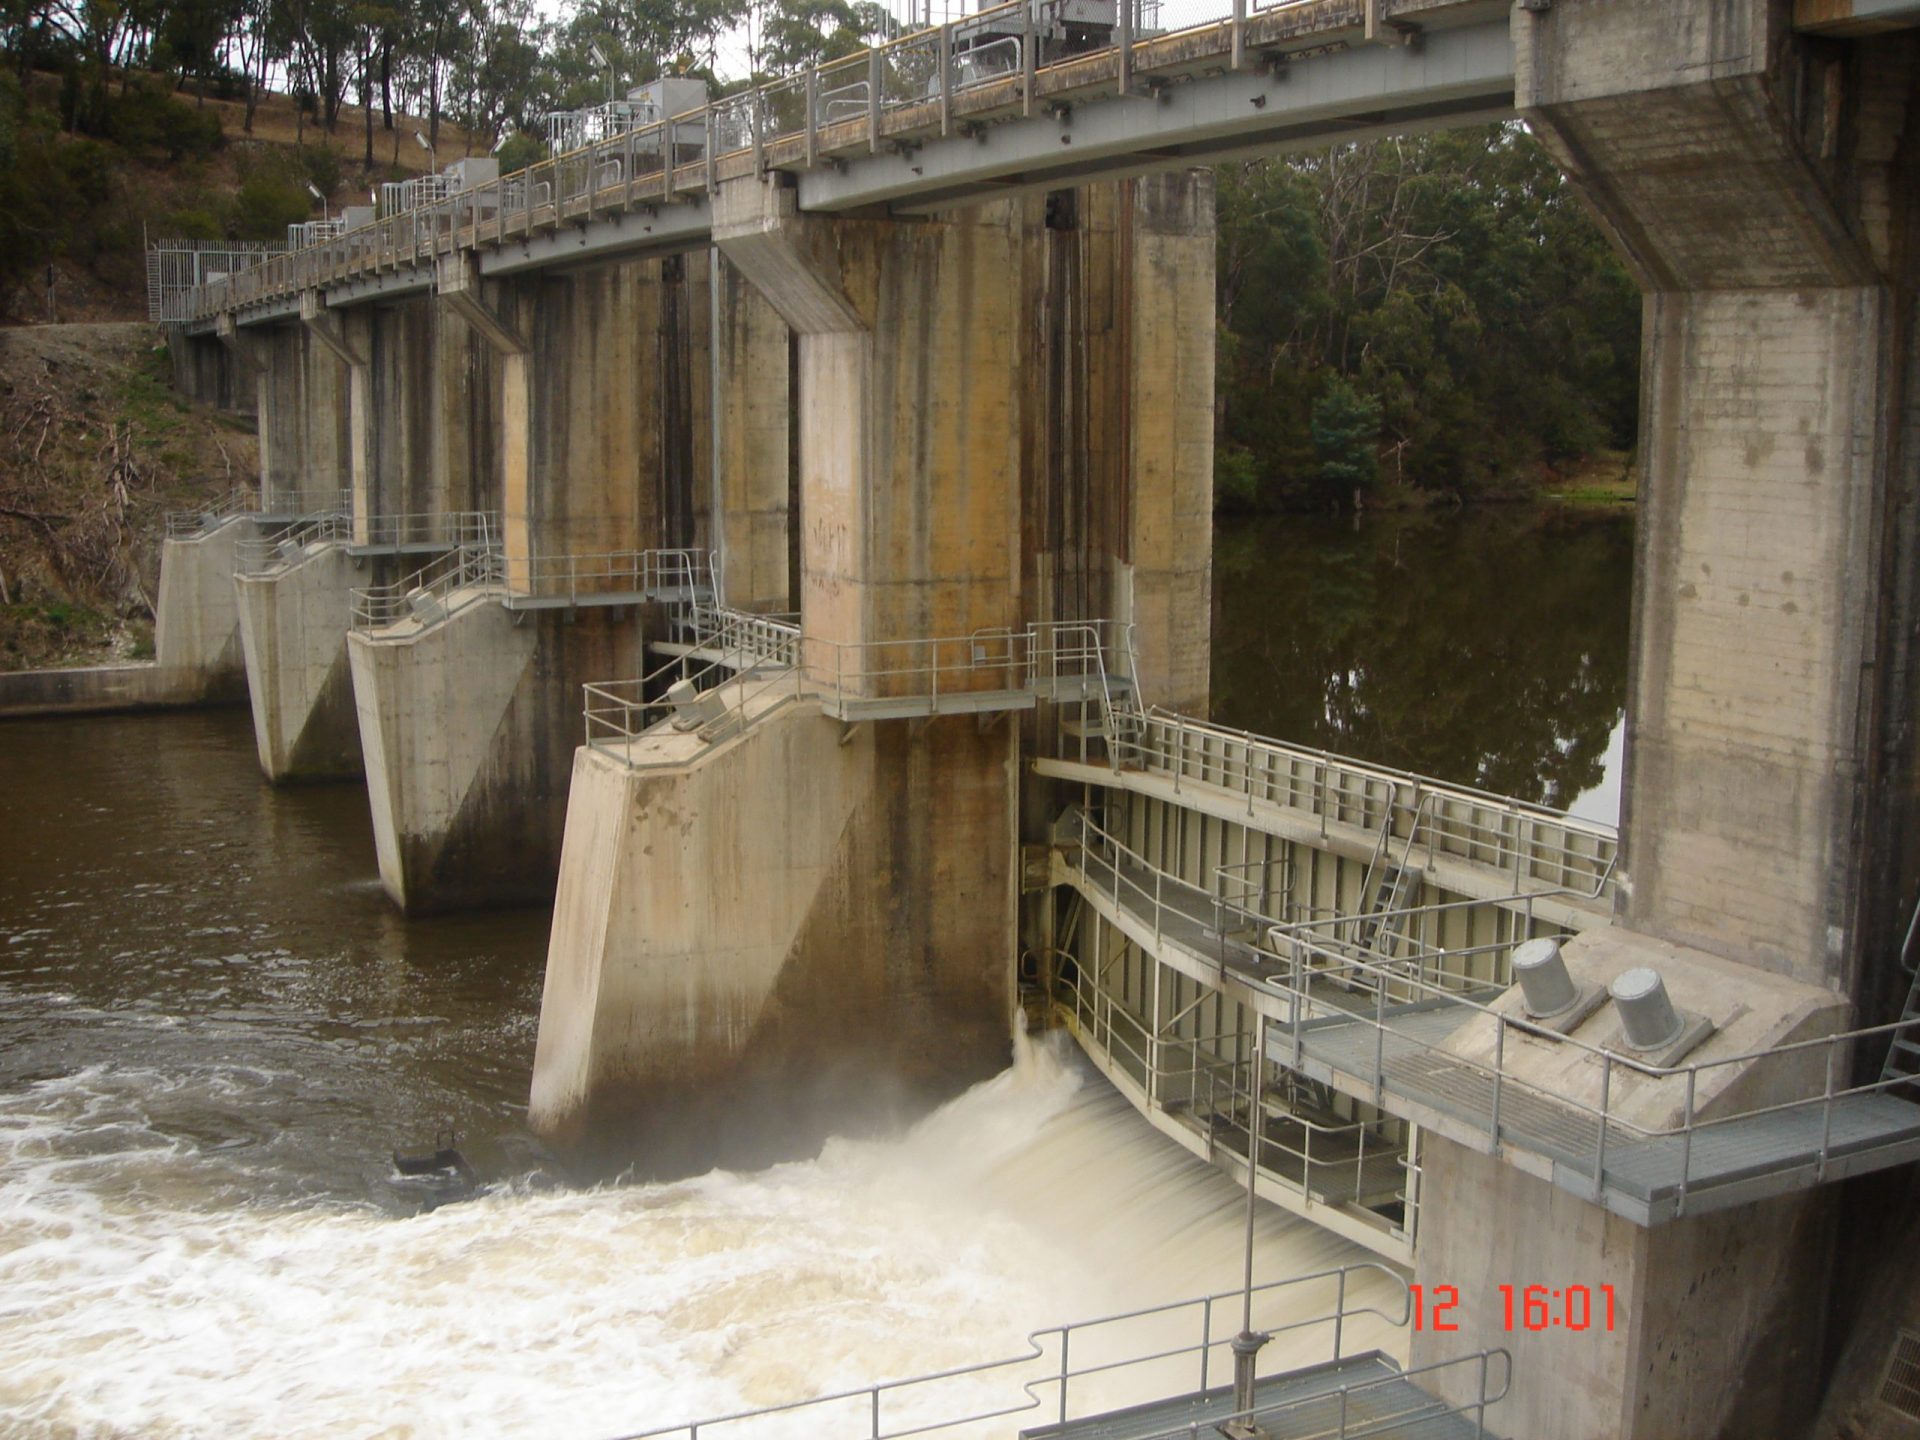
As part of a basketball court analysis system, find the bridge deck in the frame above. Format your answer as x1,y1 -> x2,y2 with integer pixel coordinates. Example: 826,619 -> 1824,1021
1020,1352 -> 1496,1440
1066,840 -> 1920,1226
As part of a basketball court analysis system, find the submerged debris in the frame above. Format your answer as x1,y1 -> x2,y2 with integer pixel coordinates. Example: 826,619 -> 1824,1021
390,1129 -> 481,1211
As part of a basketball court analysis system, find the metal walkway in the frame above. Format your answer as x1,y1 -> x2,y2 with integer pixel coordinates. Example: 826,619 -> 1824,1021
1021,1353 -> 1499,1440
1058,809 -> 1920,1226
1280,1008 -> 1920,1224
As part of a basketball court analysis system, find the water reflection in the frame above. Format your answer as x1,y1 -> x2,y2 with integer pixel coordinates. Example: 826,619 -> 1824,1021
1210,507 -> 1634,820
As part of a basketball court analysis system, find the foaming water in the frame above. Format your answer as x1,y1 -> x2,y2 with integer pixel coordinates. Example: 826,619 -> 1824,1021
0,713 -> 1399,1439
0,1034 -> 1398,1439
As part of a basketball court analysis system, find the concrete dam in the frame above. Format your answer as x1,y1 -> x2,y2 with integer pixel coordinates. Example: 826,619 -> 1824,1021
21,0 -> 1920,1434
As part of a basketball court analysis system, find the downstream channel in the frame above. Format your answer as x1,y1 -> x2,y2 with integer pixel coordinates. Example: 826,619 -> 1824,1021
0,505 -> 1632,1438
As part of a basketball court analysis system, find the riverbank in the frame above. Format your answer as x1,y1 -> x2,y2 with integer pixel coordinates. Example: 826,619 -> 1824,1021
0,322 -> 253,672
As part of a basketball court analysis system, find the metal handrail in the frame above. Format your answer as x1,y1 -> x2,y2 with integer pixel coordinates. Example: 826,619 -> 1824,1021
164,487 -> 259,537
349,544 -> 712,630
1121,1347 -> 1513,1440
1053,965 -> 1415,1237
1062,802 -> 1920,1211
169,0 -> 1384,322
348,542 -> 505,630
1106,704 -> 1620,901
233,510 -> 350,573
581,615 -> 1135,763
1264,925 -> 1920,1211
613,1261 -> 1412,1440
1067,807 -> 1556,999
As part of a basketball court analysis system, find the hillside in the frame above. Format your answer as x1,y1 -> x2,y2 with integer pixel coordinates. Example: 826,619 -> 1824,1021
0,323 -> 257,670
2,68 -> 479,325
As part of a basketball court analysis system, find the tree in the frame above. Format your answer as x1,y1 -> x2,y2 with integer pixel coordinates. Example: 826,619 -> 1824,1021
1213,123 -> 1639,510
1311,377 -> 1381,503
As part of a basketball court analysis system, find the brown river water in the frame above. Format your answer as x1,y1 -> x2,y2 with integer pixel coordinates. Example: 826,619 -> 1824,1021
0,506 -> 1630,1438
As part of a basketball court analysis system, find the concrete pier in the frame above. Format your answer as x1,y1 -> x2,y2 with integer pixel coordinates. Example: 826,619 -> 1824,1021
234,543 -> 364,781
346,252 -> 720,912
152,518 -> 254,704
531,701 -> 1014,1171
351,602 -> 639,913
1406,13 -> 1920,1437
527,172 -> 1218,1162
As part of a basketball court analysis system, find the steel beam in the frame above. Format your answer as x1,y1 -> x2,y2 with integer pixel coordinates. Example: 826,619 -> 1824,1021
796,19 -> 1515,214
476,197 -> 714,277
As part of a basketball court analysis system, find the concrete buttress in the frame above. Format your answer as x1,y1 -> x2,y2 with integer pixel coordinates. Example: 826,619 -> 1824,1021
347,254 -> 713,912
529,175 -> 1216,1168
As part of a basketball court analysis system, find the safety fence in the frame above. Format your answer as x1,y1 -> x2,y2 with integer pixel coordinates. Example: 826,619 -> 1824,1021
612,1261 -> 1475,1440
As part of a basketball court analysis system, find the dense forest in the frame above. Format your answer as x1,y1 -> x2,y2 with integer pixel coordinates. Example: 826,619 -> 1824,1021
1214,127 -> 1641,508
0,0 -> 1641,506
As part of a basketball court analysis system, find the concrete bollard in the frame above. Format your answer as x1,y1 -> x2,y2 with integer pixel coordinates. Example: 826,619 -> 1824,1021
1610,966 -> 1686,1051
407,588 -> 446,626
1513,937 -> 1579,1020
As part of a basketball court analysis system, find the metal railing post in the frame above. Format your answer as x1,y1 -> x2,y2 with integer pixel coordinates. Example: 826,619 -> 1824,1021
1117,0 -> 1132,96
1231,0 -> 1246,69
1199,1295 -> 1212,1393
1058,1330 -> 1070,1422
1373,975 -> 1386,1107
1818,1037 -> 1838,1183
1490,1019 -> 1505,1148
705,110 -> 717,193
938,22 -> 952,135
868,49 -> 882,153
805,68 -> 819,167
1677,1067 -> 1697,1217
1334,1268 -> 1347,1359
1592,1053 -> 1612,1201
1022,0 -> 1036,115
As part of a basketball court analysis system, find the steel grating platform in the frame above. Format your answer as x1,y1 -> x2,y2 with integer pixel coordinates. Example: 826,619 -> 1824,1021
1066,843 -> 1920,1225
1019,1352 -> 1498,1440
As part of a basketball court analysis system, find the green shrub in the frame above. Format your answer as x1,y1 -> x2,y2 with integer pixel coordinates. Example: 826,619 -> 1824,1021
232,172 -> 309,240
1214,445 -> 1265,512
299,143 -> 342,196
166,206 -> 224,240
106,83 -> 223,161
496,133 -> 544,172
1311,377 -> 1383,500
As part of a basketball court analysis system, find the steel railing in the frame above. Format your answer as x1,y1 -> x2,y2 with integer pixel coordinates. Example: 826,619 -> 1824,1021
613,1261 -> 1417,1440
1058,803 -> 1920,1218
1064,805 -> 1556,994
234,511 -> 349,573
1053,963 -> 1417,1246
352,545 -> 717,633
584,611 -> 806,765
1118,1348 -> 1512,1440
1257,919 -> 1920,1217
166,0 -> 1414,323
164,487 -> 261,538
1090,705 -> 1620,903
581,617 -> 1135,762
348,543 -> 505,630
503,547 -> 713,607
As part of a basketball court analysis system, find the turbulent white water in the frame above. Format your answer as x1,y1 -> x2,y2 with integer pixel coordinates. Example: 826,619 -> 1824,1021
0,1029 -> 1401,1440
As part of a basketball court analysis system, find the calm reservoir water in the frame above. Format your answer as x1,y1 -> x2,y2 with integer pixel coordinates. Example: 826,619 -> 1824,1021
0,506 -> 1632,1438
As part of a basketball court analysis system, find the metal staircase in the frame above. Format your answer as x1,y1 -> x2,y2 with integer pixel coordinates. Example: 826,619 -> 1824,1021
1879,897 -> 1920,1090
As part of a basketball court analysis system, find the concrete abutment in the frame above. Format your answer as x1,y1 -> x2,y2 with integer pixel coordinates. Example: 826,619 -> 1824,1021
1401,12 -> 1920,1438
